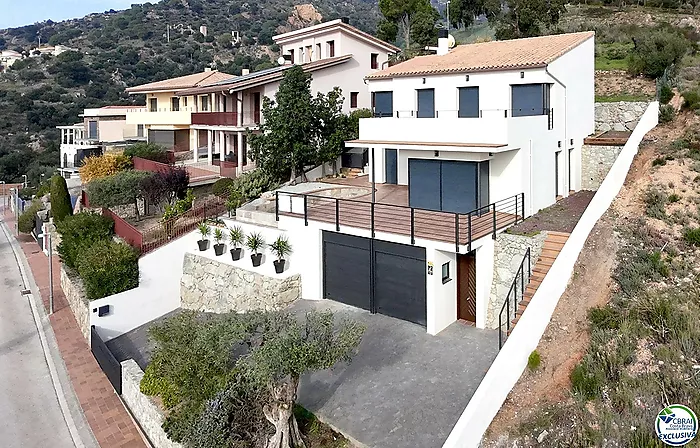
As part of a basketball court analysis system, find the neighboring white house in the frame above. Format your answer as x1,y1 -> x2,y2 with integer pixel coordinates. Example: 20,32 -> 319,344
177,18 -> 400,175
0,50 -> 23,69
57,106 -> 146,178
273,31 -> 595,336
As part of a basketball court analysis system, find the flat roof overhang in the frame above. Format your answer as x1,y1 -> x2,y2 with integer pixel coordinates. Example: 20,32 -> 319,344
344,139 -> 516,153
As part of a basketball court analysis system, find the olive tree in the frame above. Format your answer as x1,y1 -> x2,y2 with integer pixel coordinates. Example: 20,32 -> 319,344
86,170 -> 153,220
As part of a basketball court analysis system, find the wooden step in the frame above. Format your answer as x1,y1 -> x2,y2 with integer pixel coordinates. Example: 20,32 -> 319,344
543,241 -> 566,250
547,231 -> 571,237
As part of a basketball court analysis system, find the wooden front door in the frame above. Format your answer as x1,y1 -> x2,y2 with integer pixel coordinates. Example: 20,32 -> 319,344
457,252 -> 477,323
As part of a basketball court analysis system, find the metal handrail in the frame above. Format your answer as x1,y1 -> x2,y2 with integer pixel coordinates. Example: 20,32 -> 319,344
498,247 -> 531,349
275,191 -> 525,251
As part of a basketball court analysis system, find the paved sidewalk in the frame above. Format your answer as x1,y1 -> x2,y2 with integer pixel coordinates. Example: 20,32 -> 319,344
3,210 -> 147,448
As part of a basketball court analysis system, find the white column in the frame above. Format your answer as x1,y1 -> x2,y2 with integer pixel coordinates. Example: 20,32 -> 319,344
218,131 -> 225,162
236,92 -> 243,127
207,130 -> 213,165
237,132 -> 244,175
192,129 -> 199,162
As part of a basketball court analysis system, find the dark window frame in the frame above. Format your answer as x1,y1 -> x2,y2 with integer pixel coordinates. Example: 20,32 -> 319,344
372,91 -> 393,117
458,86 -> 480,118
200,95 -> 209,112
511,83 -> 551,117
327,40 -> 335,58
371,53 -> 379,69
171,96 -> 180,112
88,120 -> 98,140
416,88 -> 435,118
289,49 -> 294,64
148,97 -> 158,112
350,92 -> 359,108
441,262 -> 451,284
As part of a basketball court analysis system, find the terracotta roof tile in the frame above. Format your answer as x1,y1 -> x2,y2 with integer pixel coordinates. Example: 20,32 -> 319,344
366,32 -> 594,79
125,70 -> 235,93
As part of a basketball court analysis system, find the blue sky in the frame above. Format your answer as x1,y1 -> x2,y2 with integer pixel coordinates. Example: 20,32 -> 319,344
0,0 -> 143,29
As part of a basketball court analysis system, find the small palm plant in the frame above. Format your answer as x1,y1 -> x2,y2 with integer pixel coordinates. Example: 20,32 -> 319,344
246,232 -> 265,267
197,222 -> 211,251
213,227 -> 226,256
229,226 -> 245,261
270,235 -> 293,273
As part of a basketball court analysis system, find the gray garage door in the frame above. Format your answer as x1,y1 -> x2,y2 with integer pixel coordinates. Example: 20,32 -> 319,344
323,231 -> 427,326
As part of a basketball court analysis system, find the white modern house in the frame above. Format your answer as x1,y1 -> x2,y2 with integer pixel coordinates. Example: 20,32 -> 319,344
273,31 -> 595,335
57,106 -> 145,178
177,18 -> 400,175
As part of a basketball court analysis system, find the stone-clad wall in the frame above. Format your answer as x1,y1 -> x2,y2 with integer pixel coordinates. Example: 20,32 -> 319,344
180,253 -> 301,313
486,231 -> 548,330
60,266 -> 91,341
595,101 -> 648,132
581,144 -> 624,190
121,360 -> 183,448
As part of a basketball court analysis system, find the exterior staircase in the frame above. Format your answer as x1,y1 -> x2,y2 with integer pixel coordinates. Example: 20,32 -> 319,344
510,231 -> 570,329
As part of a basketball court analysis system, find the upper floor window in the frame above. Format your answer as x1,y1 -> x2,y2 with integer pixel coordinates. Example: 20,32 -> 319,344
316,43 -> 322,60
511,83 -> 551,117
289,49 -> 295,64
137,124 -> 144,137
372,91 -> 393,117
350,92 -> 358,109
183,97 -> 188,107
306,45 -> 312,61
149,97 -> 158,112
88,121 -> 98,140
458,87 -> 479,118
200,95 -> 209,112
327,40 -> 335,58
299,47 -> 304,62
371,53 -> 379,70
171,97 -> 180,112
416,89 -> 435,118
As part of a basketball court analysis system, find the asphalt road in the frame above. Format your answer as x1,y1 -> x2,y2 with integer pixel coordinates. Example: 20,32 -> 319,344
0,225 -> 75,448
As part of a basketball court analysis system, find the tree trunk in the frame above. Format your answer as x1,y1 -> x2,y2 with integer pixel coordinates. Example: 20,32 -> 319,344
401,14 -> 410,50
263,376 -> 305,448
134,198 -> 140,221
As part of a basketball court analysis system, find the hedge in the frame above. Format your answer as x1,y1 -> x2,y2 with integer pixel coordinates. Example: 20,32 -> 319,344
56,212 -> 114,269
18,200 -> 43,234
77,240 -> 139,300
50,175 -> 73,222
123,142 -> 171,164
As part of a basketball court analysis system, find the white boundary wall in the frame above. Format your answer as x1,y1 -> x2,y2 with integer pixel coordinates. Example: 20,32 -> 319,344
442,101 -> 659,448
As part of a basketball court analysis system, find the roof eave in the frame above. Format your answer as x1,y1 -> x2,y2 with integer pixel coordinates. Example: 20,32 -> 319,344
365,63 -> 549,81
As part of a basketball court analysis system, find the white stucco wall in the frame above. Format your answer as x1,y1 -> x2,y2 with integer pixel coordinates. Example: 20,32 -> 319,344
426,248 -> 457,335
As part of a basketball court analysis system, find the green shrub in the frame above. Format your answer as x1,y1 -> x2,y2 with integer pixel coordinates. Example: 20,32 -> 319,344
588,306 -> 621,330
627,27 -> 689,78
659,104 -> 675,124
527,350 -> 541,371
228,170 -> 280,206
658,83 -> 674,105
643,187 -> 667,219
123,142 -> 170,164
49,175 -> 73,222
682,227 -> 700,246
652,157 -> 667,167
161,189 -> 194,222
570,363 -> 602,400
76,240 -> 139,300
211,178 -> 234,197
18,200 -> 43,234
682,90 -> 700,111
667,193 -> 681,203
56,212 -> 114,269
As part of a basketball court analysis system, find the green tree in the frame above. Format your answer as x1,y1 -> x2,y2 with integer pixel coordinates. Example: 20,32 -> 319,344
85,170 -> 153,220
314,88 -> 355,175
487,0 -> 566,40
56,212 -> 114,269
628,27 -> 689,79
249,65 -> 317,182
449,0 -> 487,29
49,174 -> 73,222
377,0 -> 438,49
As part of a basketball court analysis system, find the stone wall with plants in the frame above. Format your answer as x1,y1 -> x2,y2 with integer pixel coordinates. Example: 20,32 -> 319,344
121,360 -> 183,448
581,144 -> 625,190
486,231 -> 548,330
180,253 -> 301,313
594,101 -> 649,132
60,266 -> 91,340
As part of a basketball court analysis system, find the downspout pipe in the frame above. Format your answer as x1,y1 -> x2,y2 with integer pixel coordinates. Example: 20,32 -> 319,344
545,65 -> 568,195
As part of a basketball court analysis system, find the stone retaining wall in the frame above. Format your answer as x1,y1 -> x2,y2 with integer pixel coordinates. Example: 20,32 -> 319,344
595,101 -> 648,132
581,144 -> 624,190
121,360 -> 183,448
180,252 -> 301,313
486,231 -> 548,330
60,265 -> 91,341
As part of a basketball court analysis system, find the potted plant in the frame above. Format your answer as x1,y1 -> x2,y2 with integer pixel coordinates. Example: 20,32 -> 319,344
197,222 -> 210,251
229,226 -> 245,261
213,227 -> 226,256
246,232 -> 265,267
270,235 -> 292,274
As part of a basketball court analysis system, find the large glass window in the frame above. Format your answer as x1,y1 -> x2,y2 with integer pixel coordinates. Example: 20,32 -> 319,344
511,84 -> 550,117
200,95 -> 209,112
416,89 -> 435,118
171,97 -> 180,112
372,91 -> 393,117
458,87 -> 479,118
88,121 -> 98,140
149,98 -> 158,112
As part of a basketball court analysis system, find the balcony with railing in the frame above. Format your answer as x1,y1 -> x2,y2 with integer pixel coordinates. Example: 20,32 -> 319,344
276,190 -> 525,252
192,112 -> 239,126
125,107 -> 194,126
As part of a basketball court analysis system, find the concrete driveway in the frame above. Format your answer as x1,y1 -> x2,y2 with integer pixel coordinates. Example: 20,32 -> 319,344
292,299 -> 499,448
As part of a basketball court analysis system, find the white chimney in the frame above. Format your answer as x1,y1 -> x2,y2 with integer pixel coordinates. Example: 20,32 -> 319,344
437,29 -> 449,56
204,67 -> 212,72
241,68 -> 250,76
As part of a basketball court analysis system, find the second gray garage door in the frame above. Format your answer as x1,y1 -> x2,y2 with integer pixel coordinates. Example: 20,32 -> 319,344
323,231 -> 427,327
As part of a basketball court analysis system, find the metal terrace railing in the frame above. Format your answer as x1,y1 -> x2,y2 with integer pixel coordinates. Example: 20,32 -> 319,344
275,192 -> 525,252
498,248 -> 531,349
